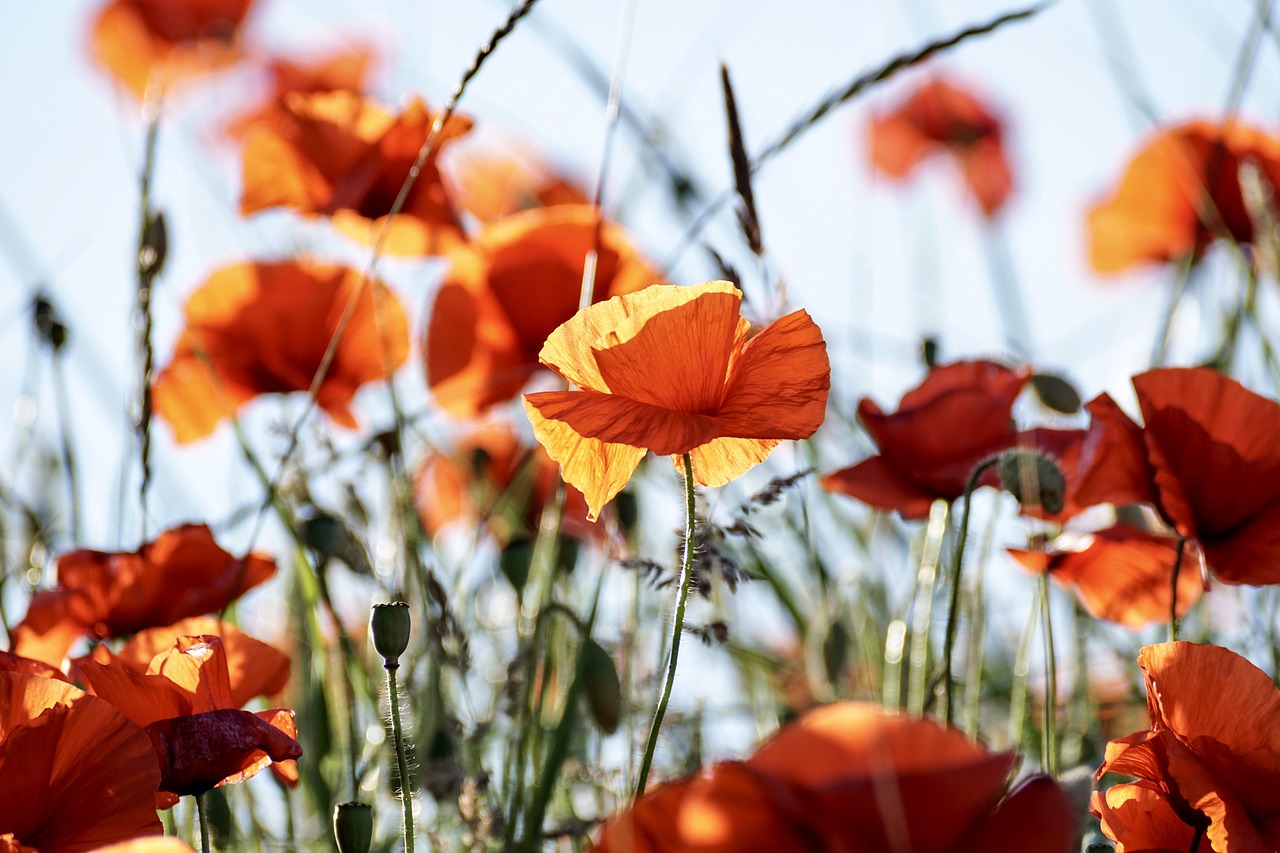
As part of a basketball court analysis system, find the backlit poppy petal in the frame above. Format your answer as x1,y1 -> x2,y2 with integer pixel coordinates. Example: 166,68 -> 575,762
820,455 -> 939,520
1072,393 -> 1157,511
225,47 -> 376,139
79,652 -> 193,726
451,149 -> 589,222
146,707 -> 302,795
684,437 -> 779,489
1094,781 -> 1208,853
0,651 -> 69,683
526,389 -> 721,456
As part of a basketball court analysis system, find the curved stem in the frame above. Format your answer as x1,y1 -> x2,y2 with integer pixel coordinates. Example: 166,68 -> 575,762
634,453 -> 697,799
386,664 -> 415,853
195,792 -> 211,853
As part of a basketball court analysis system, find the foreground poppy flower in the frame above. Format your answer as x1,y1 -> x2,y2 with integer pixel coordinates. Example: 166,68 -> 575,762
1088,119 -> 1280,274
821,360 -> 1029,519
225,46 -> 376,139
79,634 -> 301,800
523,281 -> 830,521
89,0 -> 253,99
151,259 -> 410,443
450,149 -> 589,222
11,524 -> 275,667
1094,642 -> 1280,851
240,91 -> 471,256
869,76 -> 1014,217
426,205 -> 659,418
1075,367 -> 1280,586
595,701 -> 1076,852
0,672 -> 162,851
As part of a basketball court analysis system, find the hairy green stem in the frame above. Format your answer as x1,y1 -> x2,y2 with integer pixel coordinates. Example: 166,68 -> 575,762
386,664 -> 415,853
1040,572 -> 1059,776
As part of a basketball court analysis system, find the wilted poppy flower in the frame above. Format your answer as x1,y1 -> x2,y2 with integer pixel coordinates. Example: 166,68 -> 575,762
523,280 -> 830,521
89,0 -> 253,99
822,360 -> 1030,519
0,672 -> 163,851
1088,119 -> 1280,274
595,701 -> 1076,852
869,76 -> 1014,217
240,91 -> 471,256
11,524 -> 275,668
151,259 -> 410,443
1094,642 -> 1280,851
1009,525 -> 1204,629
79,634 -> 301,800
225,46 -> 376,138
1074,367 -> 1280,586
449,148 -> 589,222
426,205 -> 658,418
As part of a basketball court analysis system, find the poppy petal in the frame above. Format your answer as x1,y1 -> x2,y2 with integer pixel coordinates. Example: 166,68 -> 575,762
146,707 -> 302,795
820,456 -> 939,520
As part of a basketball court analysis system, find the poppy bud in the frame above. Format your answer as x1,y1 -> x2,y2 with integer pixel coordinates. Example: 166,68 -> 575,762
371,601 -> 412,668
580,639 -> 622,734
996,449 -> 1067,515
1031,372 -> 1083,414
499,538 -> 533,596
333,801 -> 373,853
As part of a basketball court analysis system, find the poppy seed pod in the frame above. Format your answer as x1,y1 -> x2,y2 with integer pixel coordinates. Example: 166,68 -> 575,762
333,801 -> 373,853
997,449 -> 1067,515
371,601 -> 412,668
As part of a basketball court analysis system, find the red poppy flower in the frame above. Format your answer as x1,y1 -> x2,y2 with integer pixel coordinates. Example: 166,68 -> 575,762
524,281 -> 830,521
1009,525 -> 1204,629
595,701 -> 1076,852
0,672 -> 163,851
151,259 -> 410,443
449,149 -> 589,223
11,524 -> 275,668
240,91 -> 472,256
224,46 -> 376,139
426,205 -> 659,418
1088,120 -> 1280,274
89,0 -> 253,99
821,360 -> 1029,519
1074,367 -> 1280,586
1094,642 -> 1280,851
79,634 -> 301,799
869,76 -> 1015,217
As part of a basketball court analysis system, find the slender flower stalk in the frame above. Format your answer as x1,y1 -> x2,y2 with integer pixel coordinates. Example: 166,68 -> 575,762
134,83 -> 164,532
1039,572 -> 1058,776
196,792 -> 211,853
372,602 -> 414,853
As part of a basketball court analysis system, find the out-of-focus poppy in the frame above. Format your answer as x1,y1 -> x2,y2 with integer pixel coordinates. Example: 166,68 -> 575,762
11,524 -> 275,668
1009,525 -> 1204,629
225,46 -> 377,139
594,701 -> 1077,852
449,148 -> 589,222
821,360 -> 1030,519
240,91 -> 471,256
1075,367 -> 1280,586
1088,120 -> 1280,274
79,634 -> 301,800
0,651 -> 70,683
1094,642 -> 1280,851
869,76 -> 1014,218
426,205 -> 659,418
151,259 -> 409,443
88,840 -> 198,853
89,0 -> 254,99
0,672 -> 163,851
524,281 -> 830,521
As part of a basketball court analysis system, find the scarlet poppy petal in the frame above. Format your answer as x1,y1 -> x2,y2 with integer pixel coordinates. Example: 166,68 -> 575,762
89,839 -> 198,853
820,456 -> 940,520
592,778 -> 696,853
9,591 -> 85,668
953,775 -> 1077,853
1073,393 -> 1157,511
1199,499 -> 1280,584
868,110 -> 935,177
957,138 -> 1014,217
0,651 -> 69,683
151,348 -> 254,443
683,438 -> 780,489
147,708 -> 302,795
526,390 -> 720,456
78,653 -> 192,727
675,763 -> 810,852
1094,781 -> 1207,853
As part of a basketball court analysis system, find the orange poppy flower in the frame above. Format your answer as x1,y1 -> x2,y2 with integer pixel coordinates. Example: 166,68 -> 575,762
240,91 -> 472,256
450,149 -> 589,222
1008,525 -> 1204,629
151,259 -> 409,443
821,360 -> 1029,519
225,46 -> 376,139
869,76 -> 1014,217
1087,120 -> 1280,274
1074,367 -> 1280,586
1094,642 -> 1280,851
426,205 -> 659,418
11,524 -> 275,668
523,281 -> 830,521
0,672 -> 163,851
79,634 -> 301,799
89,0 -> 253,99
594,701 -> 1076,852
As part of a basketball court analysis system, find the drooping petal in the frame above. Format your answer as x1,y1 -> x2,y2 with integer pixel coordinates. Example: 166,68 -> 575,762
820,456 -> 939,519
684,438 -> 780,489
953,775 -> 1078,853
1073,392 -> 1157,511
525,389 -> 721,456
146,708 -> 302,795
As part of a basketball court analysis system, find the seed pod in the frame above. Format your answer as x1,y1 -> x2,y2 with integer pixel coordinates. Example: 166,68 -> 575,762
580,639 -> 622,734
1031,372 -> 1083,414
996,449 -> 1067,515
333,801 -> 373,853
371,601 -> 411,668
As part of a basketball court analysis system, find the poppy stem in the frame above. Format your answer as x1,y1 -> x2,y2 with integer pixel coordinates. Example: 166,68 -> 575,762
942,457 -> 999,727
195,792 -> 211,853
133,89 -> 162,535
1039,572 -> 1059,776
385,661 -> 415,853
1169,535 -> 1188,643
634,452 -> 697,799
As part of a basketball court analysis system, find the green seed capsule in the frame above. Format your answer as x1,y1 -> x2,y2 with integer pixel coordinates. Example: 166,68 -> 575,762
333,801 -> 373,853
371,601 -> 412,667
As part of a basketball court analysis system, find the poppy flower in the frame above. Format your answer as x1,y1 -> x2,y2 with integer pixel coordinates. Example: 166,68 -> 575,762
0,651 -> 70,683
1087,119 -> 1280,274
869,76 -> 1015,217
594,701 -> 1077,852
1008,525 -> 1204,629
79,634 -> 301,800
426,205 -> 659,418
151,259 -> 410,443
10,524 -> 275,668
224,46 -> 377,139
0,671 -> 163,851
240,91 -> 472,256
523,280 -> 830,521
449,149 -> 589,222
1094,642 -> 1280,851
1074,367 -> 1280,586
89,0 -> 253,99
821,360 -> 1029,519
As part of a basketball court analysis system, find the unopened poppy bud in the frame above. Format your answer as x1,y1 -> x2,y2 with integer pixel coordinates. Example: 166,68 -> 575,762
996,450 -> 1067,515
371,601 -> 411,668
499,538 -> 533,596
1031,372 -> 1083,414
333,801 -> 373,853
